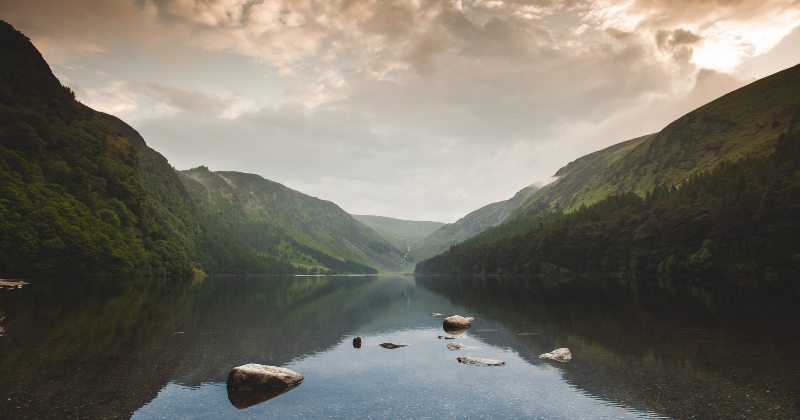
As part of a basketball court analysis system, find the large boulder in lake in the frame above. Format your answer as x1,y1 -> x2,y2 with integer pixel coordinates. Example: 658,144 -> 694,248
457,356 -> 505,366
227,364 -> 304,392
443,315 -> 473,335
539,348 -> 572,362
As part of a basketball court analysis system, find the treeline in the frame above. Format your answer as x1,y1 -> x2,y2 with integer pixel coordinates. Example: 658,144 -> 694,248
416,125 -> 800,277
0,22 -> 190,277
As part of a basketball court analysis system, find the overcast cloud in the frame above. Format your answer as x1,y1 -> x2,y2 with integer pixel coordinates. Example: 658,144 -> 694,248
3,0 -> 799,222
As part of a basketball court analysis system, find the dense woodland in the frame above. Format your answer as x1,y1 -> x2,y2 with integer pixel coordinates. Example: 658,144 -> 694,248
0,22 -> 191,277
417,125 -> 800,277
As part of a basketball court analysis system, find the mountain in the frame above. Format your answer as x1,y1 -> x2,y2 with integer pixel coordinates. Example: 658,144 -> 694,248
412,184 -> 541,262
178,167 -> 410,273
417,62 -> 800,276
553,63 -> 800,213
351,215 -> 445,262
0,21 -> 190,277
511,134 -> 652,219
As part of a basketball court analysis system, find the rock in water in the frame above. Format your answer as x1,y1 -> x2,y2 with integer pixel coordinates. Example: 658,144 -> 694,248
379,342 -> 411,349
443,315 -> 473,335
227,364 -> 304,392
539,348 -> 572,362
437,335 -> 457,339
457,356 -> 505,366
431,313 -> 444,316
353,337 -> 362,348
227,385 -> 298,409
447,342 -> 481,351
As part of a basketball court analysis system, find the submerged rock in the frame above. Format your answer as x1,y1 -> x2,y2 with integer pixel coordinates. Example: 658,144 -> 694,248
447,342 -> 481,351
443,315 -> 473,335
437,335 -> 457,339
457,356 -> 505,366
227,385 -> 299,409
353,337 -> 362,348
379,342 -> 411,349
227,364 -> 304,392
539,348 -> 572,362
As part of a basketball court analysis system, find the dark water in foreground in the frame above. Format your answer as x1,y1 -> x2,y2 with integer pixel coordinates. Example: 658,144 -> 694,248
0,275 -> 799,419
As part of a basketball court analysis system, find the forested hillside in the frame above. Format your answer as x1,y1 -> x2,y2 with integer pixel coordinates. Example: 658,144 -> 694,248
413,183 -> 540,262
0,21 -> 191,277
95,112 -> 298,275
179,167 -> 407,273
418,63 -> 800,277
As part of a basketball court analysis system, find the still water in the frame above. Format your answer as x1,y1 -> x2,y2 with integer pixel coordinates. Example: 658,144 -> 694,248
1,275 -> 798,419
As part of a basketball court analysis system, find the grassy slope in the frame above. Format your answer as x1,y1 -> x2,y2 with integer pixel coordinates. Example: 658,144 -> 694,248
180,167 -> 410,272
511,134 -> 652,219
567,62 -> 800,211
413,183 -> 540,262
351,215 -> 445,261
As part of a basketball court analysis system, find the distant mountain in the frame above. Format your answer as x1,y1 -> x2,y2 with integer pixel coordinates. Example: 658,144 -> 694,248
412,183 -> 540,262
351,215 -> 445,262
417,62 -> 800,277
0,21 -> 190,277
179,167 -> 409,273
510,134 -> 652,220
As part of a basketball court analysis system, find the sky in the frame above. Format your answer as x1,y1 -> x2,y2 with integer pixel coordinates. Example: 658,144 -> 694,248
3,0 -> 800,223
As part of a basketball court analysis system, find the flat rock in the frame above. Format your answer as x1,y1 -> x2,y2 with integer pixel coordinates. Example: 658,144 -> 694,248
539,348 -> 572,362
447,342 -> 481,351
227,364 -> 303,392
379,342 -> 410,349
457,356 -> 505,366
431,313 -> 444,316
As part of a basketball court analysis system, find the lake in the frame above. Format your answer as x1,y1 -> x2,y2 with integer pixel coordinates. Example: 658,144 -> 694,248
1,275 -> 798,419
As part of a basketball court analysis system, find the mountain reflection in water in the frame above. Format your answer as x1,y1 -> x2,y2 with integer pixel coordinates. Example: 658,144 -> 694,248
0,275 -> 797,419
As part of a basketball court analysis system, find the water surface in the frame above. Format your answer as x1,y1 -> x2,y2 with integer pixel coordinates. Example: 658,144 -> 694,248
0,275 -> 798,419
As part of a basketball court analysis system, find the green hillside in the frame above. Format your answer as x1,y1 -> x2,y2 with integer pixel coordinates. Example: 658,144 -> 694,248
565,63 -> 800,211
179,167 -> 410,273
511,134 -> 652,219
417,63 -> 800,277
94,112 -> 298,275
412,183 -> 540,262
351,215 -> 445,262
0,21 -> 190,277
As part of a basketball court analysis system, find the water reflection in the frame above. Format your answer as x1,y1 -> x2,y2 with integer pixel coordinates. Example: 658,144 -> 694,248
0,275 -> 797,419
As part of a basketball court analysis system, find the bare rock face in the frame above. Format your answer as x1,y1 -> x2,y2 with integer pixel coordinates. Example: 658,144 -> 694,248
379,342 -> 411,349
443,315 -> 473,335
457,356 -> 505,366
227,364 -> 304,392
353,337 -> 362,348
539,348 -> 572,362
447,342 -> 481,351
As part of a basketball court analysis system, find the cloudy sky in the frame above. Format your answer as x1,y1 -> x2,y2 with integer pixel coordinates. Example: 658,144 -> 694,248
4,0 -> 800,222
